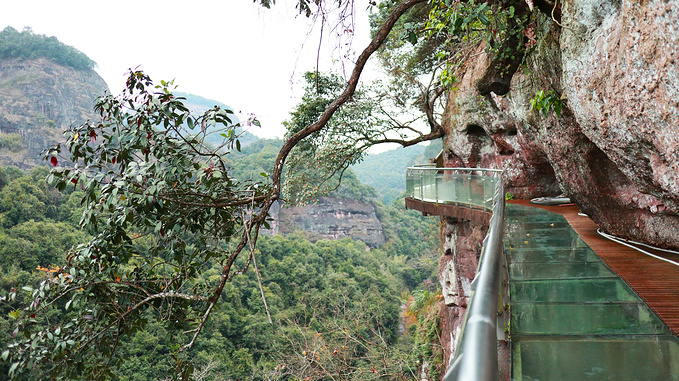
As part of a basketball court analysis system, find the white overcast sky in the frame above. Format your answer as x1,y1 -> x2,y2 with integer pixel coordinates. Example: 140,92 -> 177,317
0,0 -> 379,139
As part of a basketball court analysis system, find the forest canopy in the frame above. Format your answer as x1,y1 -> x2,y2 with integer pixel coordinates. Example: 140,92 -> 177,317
0,26 -> 96,70
0,163 -> 440,380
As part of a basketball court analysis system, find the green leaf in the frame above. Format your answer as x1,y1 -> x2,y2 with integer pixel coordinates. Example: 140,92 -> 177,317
553,101 -> 563,117
407,31 -> 417,45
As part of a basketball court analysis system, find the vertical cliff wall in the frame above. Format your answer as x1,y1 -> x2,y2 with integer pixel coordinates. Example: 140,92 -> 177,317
0,58 -> 108,168
262,198 -> 386,247
438,216 -> 487,368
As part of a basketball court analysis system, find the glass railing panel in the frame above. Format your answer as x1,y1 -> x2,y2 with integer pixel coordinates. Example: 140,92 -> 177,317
435,174 -> 449,203
413,171 -> 423,199
406,170 -> 414,197
484,176 -> 498,209
454,175 -> 469,204
422,170 -> 437,201
469,174 -> 486,207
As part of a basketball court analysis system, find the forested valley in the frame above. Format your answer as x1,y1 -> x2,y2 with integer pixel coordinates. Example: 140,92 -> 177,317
0,155 -> 443,379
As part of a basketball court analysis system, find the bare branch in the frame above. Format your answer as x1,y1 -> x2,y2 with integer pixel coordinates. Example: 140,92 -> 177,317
270,0 -> 428,199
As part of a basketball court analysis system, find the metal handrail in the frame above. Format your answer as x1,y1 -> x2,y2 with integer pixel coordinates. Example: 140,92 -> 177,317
443,180 -> 505,381
406,166 -> 505,381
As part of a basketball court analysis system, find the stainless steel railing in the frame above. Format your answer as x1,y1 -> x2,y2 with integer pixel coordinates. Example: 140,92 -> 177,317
406,166 -> 505,381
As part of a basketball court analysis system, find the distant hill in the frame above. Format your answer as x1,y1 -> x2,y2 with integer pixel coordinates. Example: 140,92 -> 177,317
175,92 -> 257,149
0,26 -> 96,71
0,27 -> 107,168
351,140 -> 442,204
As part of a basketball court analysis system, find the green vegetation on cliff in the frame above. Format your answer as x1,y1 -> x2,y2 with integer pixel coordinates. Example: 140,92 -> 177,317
0,27 -> 96,70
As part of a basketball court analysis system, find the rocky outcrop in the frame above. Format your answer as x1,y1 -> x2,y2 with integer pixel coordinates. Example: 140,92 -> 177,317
441,0 -> 679,249
0,58 -> 108,168
438,217 -> 487,364
264,197 -> 385,247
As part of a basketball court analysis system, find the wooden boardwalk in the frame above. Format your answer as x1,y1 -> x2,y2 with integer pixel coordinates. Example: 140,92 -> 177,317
510,200 -> 679,337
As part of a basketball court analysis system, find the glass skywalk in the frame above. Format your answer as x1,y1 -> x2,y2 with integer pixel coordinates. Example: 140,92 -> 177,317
507,204 -> 679,380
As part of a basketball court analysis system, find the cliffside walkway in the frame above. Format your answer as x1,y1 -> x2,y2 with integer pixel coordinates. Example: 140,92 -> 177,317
506,203 -> 679,380
406,166 -> 679,380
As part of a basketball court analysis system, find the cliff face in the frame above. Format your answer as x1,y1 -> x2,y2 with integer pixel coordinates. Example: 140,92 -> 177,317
437,0 -> 679,374
0,58 -> 108,168
438,216 -> 488,364
442,0 -> 679,249
264,197 -> 386,247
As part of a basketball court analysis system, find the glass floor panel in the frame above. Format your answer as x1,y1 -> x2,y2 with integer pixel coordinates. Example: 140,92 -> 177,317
509,262 -> 616,280
512,303 -> 670,335
506,221 -> 572,230
507,215 -> 567,224
511,279 -> 640,303
507,230 -> 582,241
508,248 -> 600,263
506,204 -> 679,380
506,236 -> 590,249
513,337 -> 679,380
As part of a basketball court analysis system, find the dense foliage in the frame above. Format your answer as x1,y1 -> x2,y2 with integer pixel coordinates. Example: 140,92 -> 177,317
0,27 -> 96,70
283,72 -> 386,204
0,0 -> 479,376
2,71 -> 275,379
0,163 -> 440,380
0,65 -> 443,380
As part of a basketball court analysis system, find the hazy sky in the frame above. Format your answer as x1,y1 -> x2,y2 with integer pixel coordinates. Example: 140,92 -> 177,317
0,0 -> 376,139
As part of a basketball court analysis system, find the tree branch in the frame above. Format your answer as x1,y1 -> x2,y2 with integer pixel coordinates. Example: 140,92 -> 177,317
270,0 -> 428,199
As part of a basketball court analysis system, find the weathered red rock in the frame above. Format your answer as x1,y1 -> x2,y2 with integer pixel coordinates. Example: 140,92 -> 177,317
441,0 -> 679,249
